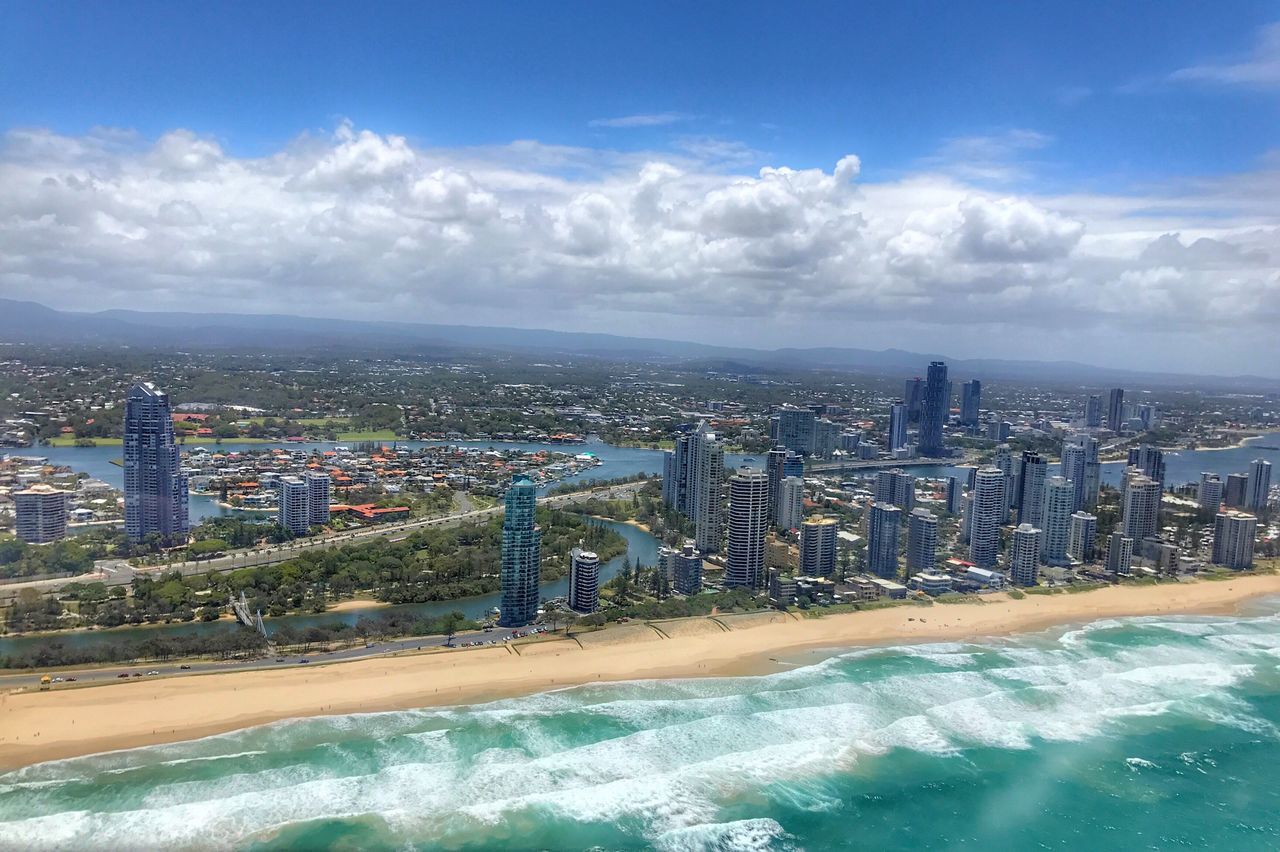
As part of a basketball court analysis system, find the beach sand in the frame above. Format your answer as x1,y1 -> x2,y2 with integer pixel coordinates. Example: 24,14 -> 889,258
4,574 -> 1280,771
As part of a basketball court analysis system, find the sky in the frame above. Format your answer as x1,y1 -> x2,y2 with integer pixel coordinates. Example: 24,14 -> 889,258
1,1 -> 1278,376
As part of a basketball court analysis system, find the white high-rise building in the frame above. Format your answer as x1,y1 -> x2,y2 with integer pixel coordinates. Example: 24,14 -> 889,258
777,476 -> 805,530
568,548 -> 601,612
969,467 -> 1006,568
1106,532 -> 1134,575
906,508 -> 938,576
874,469 -> 915,512
1010,523 -> 1042,586
1068,512 -> 1097,563
888,402 -> 909,452
1060,442 -> 1086,512
669,541 -> 704,596
1122,474 -> 1161,543
1199,472 -> 1224,514
305,470 -> 331,526
799,516 -> 838,576
1040,476 -> 1075,566
278,476 -> 310,535
724,468 -> 769,589
1247,459 -> 1272,511
14,484 -> 69,544
1212,511 -> 1257,570
687,425 -> 725,554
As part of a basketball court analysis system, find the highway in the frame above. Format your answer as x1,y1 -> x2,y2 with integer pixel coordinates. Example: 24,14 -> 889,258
804,450 -> 982,474
0,480 -> 647,600
0,624 -> 542,691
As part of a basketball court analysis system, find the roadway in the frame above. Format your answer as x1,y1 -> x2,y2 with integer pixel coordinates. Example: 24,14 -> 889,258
805,450 -> 982,473
0,624 -> 542,690
0,481 -> 646,599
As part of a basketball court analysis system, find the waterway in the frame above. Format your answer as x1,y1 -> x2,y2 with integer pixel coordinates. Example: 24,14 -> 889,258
0,518 -> 657,658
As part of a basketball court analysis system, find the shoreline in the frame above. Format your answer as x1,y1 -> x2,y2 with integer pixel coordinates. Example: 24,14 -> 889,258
5,573 -> 1280,771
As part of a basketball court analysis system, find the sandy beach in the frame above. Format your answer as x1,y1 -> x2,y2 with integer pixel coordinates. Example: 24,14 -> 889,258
4,574 -> 1280,771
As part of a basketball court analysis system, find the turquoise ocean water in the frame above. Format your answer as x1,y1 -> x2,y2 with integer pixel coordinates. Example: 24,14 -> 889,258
5,604 -> 1280,850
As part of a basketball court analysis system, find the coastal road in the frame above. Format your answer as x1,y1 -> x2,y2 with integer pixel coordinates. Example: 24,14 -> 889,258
0,624 -> 546,691
0,481 -> 647,599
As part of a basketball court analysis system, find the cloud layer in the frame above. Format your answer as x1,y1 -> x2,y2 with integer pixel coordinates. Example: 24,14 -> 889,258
0,121 -> 1277,372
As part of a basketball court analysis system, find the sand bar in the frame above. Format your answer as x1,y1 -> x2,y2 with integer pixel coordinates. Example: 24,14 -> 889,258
3,574 -> 1280,771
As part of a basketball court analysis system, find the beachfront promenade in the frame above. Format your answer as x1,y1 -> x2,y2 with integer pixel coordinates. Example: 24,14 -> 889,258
0,480 -> 647,601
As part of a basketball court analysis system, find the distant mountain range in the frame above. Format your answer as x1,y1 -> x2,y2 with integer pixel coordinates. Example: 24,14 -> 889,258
0,298 -> 1274,390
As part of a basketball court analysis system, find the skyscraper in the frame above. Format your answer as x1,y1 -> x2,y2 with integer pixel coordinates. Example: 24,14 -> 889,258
499,475 -> 541,627
568,548 -> 600,613
724,468 -> 769,588
1198,473 -> 1224,514
1122,474 -> 1161,542
1068,511 -> 1097,563
123,382 -> 189,544
969,467 -> 1006,569
874,469 -> 915,512
278,476 -> 309,535
799,515 -> 838,576
1010,523 -> 1042,586
904,377 -> 923,424
1247,459 -> 1272,511
686,425 -> 725,554
1106,532 -> 1134,575
774,407 -> 816,456
1085,394 -> 1102,428
777,476 -> 805,531
1060,442 -> 1086,512
918,361 -> 948,457
960,380 -> 981,430
1128,444 -> 1166,489
765,445 -> 788,524
1040,475 -> 1075,566
866,503 -> 902,579
1106,388 -> 1125,432
1224,473 -> 1250,508
1016,451 -> 1047,528
906,508 -> 938,576
305,470 -> 331,526
887,402 -> 908,452
14,484 -> 69,544
1212,511 -> 1257,570
945,476 -> 961,515
662,432 -> 693,511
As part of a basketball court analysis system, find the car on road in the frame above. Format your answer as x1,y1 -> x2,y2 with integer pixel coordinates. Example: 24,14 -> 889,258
179,664 -> 191,670
117,673 -> 130,679
299,658 -> 310,664
146,670 -> 160,676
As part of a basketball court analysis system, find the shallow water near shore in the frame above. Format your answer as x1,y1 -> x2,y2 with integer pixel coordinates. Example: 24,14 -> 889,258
5,605 -> 1280,850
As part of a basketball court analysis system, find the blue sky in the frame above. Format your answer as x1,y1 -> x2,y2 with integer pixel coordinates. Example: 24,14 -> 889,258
1,2 -> 1278,375
5,1 -> 1276,182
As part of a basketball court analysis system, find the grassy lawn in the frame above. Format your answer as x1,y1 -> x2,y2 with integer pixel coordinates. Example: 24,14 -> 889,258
44,436 -> 284,447
335,430 -> 403,441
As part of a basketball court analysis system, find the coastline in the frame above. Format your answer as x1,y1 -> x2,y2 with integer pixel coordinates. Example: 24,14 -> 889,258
4,573 -> 1280,772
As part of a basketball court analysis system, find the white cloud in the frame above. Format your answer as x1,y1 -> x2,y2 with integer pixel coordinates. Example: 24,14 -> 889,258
589,112 -> 693,128
0,121 -> 1277,373
1169,22 -> 1280,88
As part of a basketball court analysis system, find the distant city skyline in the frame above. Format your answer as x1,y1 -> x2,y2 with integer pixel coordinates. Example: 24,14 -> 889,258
2,4 -> 1278,374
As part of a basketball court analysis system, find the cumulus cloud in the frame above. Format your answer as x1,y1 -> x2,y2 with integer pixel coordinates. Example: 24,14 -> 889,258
0,121 -> 1277,358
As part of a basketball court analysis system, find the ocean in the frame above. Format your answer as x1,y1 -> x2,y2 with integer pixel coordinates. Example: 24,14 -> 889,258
4,604 -> 1280,850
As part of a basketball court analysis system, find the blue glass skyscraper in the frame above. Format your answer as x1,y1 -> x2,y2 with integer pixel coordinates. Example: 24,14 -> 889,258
123,382 -> 189,544
918,361 -> 948,457
499,474 -> 541,627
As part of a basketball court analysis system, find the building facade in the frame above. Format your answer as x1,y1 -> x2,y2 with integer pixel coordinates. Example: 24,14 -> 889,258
123,382 -> 189,544
799,515 -> 838,577
1212,511 -> 1257,570
568,548 -> 600,613
917,361 -> 948,457
305,470 -> 331,526
499,475 -> 541,627
1068,511 -> 1098,563
1010,523 -> 1042,586
866,503 -> 902,579
14,484 -> 69,544
724,468 -> 769,588
277,476 -> 310,535
969,467 -> 1006,568
1248,459 -> 1272,511
906,507 -> 938,576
